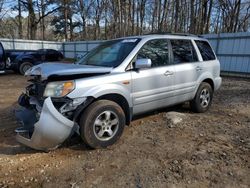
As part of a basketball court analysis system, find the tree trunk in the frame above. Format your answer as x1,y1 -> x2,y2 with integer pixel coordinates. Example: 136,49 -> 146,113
140,0 -> 146,34
131,0 -> 135,35
234,0 -> 241,32
79,0 -> 87,39
152,0 -> 158,32
64,0 -> 68,41
174,0 -> 179,32
205,0 -> 213,33
41,0 -> 45,40
18,0 -> 22,39
27,0 -> 36,39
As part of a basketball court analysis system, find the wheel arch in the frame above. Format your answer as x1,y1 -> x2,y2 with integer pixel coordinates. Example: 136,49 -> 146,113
18,58 -> 33,67
97,93 -> 132,125
74,93 -> 132,126
201,78 -> 214,91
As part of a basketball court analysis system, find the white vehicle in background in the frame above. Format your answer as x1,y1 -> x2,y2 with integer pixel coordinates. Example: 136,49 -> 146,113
15,33 -> 221,151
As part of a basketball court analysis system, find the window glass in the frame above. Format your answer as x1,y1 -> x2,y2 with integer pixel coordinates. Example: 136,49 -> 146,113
137,39 -> 169,67
78,38 -> 140,67
170,40 -> 198,63
48,50 -> 56,55
195,40 -> 216,61
0,44 -> 3,56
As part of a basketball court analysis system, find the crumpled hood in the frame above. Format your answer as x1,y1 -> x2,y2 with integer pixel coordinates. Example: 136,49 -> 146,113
25,62 -> 113,80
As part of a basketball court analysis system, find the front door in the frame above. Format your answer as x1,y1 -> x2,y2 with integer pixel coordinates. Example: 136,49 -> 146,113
131,39 -> 175,115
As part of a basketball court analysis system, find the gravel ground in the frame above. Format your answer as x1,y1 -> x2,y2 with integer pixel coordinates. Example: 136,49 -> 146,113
0,72 -> 249,188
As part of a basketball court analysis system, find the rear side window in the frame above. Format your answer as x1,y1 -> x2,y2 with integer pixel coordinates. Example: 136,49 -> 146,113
137,39 -> 169,67
170,40 -> 198,64
195,40 -> 216,61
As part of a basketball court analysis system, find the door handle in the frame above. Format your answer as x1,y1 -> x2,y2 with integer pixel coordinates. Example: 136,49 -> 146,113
164,70 -> 174,76
196,66 -> 202,71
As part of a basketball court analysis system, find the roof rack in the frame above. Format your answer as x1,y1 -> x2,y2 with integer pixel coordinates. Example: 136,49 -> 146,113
144,32 -> 199,37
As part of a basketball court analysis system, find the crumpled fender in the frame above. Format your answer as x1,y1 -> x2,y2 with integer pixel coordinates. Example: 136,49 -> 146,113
16,97 -> 74,151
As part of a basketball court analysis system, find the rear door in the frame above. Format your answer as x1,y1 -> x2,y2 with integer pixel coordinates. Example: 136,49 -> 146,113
170,39 -> 201,100
0,43 -> 6,71
195,40 -> 219,79
131,39 -> 176,114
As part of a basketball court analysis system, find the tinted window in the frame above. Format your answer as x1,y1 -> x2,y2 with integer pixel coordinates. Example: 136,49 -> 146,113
137,39 -> 169,67
170,40 -> 198,63
48,50 -> 56,54
195,40 -> 216,61
0,44 -> 3,57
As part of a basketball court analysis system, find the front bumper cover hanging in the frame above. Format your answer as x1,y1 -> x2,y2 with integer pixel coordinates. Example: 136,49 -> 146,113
15,97 -> 74,151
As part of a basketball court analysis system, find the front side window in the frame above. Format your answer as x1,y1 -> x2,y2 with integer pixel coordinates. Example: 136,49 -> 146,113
137,39 -> 169,67
195,40 -> 216,61
78,38 -> 140,67
170,39 -> 198,64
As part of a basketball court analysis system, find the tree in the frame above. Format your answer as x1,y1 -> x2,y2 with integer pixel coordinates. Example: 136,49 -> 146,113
20,0 -> 59,39
1,0 -> 249,40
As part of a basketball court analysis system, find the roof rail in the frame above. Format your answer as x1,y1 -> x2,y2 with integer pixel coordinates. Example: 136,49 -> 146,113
144,32 -> 199,37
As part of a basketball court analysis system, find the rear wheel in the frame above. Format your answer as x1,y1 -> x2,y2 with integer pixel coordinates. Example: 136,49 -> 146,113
19,62 -> 33,75
79,100 -> 125,149
190,82 -> 213,113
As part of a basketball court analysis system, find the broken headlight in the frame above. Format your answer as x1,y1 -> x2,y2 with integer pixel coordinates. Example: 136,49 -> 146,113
43,80 -> 75,97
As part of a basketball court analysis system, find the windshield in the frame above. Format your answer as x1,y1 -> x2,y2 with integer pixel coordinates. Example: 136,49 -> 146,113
77,38 -> 140,67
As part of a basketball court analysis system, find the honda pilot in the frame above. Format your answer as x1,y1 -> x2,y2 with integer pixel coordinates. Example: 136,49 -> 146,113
15,34 -> 222,151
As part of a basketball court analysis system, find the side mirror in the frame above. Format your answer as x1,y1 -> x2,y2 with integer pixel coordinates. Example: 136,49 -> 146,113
135,58 -> 152,69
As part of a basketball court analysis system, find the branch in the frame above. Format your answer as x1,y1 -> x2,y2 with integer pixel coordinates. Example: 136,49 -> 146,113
35,6 -> 61,24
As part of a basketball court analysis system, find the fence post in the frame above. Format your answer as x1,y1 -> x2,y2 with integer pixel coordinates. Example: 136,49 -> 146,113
62,42 -> 65,57
215,33 -> 220,55
12,38 -> 15,50
248,55 -> 250,73
74,42 -> 76,59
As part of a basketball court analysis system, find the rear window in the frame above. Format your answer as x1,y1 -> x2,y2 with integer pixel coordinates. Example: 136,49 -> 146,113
170,40 -> 198,63
195,40 -> 216,61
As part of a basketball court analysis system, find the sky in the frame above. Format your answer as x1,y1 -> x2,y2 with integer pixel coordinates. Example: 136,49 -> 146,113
2,0 -> 29,18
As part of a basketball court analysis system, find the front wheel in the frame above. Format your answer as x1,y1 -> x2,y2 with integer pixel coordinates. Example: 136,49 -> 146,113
79,100 -> 125,149
190,82 -> 213,113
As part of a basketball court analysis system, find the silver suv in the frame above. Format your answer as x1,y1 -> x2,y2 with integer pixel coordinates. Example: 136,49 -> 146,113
16,34 -> 221,151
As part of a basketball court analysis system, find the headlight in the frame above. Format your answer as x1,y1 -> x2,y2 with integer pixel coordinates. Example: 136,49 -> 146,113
43,80 -> 75,97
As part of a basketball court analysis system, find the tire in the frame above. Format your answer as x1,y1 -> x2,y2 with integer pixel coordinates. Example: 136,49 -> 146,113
190,82 -> 213,113
79,100 -> 126,149
19,62 -> 33,75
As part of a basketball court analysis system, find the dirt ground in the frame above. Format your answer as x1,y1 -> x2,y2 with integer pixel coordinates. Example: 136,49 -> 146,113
0,72 -> 249,188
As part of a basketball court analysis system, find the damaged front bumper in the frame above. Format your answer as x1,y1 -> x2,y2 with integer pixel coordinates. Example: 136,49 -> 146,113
15,97 -> 75,151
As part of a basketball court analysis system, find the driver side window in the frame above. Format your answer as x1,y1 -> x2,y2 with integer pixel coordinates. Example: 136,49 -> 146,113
137,39 -> 169,67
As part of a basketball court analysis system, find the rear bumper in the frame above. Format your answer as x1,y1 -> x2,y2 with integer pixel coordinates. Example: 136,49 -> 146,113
214,77 -> 222,91
15,97 -> 74,151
